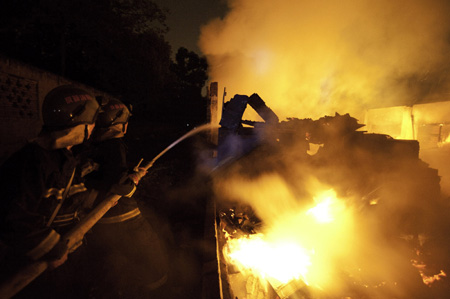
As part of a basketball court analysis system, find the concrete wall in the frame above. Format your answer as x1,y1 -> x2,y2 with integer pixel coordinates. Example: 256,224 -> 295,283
0,55 -> 116,164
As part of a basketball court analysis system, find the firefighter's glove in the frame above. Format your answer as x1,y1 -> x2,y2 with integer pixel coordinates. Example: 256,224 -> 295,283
129,167 -> 148,185
44,240 -> 69,270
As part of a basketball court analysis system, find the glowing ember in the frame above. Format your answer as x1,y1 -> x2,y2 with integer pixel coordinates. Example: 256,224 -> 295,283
411,260 -> 447,286
421,270 -> 447,286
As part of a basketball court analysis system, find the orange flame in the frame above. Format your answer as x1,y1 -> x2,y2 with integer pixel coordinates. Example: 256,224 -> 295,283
306,189 -> 346,223
216,173 -> 448,297
222,187 -> 354,289
225,233 -> 312,284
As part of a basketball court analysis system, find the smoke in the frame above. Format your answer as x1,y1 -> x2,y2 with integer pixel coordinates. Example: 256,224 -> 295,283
199,2 -> 450,293
199,0 -> 450,121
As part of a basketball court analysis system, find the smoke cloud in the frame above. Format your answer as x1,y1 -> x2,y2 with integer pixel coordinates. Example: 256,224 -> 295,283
199,0 -> 450,121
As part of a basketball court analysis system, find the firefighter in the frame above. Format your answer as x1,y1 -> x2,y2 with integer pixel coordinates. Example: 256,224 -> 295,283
0,85 -> 99,298
81,98 -> 169,297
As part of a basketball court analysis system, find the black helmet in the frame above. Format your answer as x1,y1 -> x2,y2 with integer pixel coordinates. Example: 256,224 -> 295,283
42,85 -> 99,131
96,98 -> 131,128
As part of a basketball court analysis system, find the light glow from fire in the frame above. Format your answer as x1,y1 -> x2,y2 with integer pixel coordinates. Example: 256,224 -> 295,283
225,233 -> 312,284
204,0 -> 450,291
443,132 -> 450,144
199,0 -> 450,121
214,172 -> 449,297
218,175 -> 360,291
224,188 -> 350,286
306,189 -> 345,223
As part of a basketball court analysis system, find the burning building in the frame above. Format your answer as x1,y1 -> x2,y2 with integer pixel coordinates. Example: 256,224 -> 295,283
208,94 -> 450,298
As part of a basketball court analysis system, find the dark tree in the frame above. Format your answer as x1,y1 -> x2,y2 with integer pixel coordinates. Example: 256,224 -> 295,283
0,0 -> 172,104
159,47 -> 208,125
171,47 -> 208,92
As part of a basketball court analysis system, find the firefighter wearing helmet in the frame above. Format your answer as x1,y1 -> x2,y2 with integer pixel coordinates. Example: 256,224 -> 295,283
81,98 -> 169,297
95,98 -> 131,128
41,84 -> 99,148
0,85 -> 99,297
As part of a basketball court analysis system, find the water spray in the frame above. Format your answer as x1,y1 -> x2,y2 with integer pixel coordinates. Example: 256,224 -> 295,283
141,123 -> 220,170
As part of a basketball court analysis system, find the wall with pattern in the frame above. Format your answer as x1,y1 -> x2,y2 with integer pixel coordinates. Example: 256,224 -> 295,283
0,55 -> 115,164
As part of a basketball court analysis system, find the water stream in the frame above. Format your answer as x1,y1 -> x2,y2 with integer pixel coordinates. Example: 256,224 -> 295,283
143,123 -> 219,170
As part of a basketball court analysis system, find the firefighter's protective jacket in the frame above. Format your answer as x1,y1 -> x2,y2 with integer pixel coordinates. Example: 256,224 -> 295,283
83,137 -> 139,221
0,142 -> 88,260
82,137 -> 169,297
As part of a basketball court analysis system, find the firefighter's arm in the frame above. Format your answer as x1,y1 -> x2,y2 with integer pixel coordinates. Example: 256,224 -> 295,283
105,168 -> 147,198
118,166 -> 147,197
128,167 -> 147,186
112,159 -> 147,198
97,145 -> 146,197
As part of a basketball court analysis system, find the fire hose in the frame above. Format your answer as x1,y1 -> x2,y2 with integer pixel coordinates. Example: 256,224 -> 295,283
0,123 -> 218,298
0,192 -> 122,298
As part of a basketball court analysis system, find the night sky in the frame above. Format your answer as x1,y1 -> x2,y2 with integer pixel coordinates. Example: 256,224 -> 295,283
152,0 -> 228,55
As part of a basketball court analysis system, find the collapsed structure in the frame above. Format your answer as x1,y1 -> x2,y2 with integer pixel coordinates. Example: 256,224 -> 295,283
211,94 -> 450,299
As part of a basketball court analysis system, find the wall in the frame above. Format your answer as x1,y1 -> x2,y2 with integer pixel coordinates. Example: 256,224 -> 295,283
0,55 -> 116,164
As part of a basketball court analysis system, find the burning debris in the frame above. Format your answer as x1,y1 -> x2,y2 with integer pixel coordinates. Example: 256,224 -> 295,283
212,94 -> 450,298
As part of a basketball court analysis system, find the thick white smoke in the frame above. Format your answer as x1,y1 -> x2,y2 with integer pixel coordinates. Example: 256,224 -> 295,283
199,0 -> 450,121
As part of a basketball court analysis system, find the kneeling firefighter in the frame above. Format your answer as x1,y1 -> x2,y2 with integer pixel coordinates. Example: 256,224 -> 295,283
81,98 -> 169,297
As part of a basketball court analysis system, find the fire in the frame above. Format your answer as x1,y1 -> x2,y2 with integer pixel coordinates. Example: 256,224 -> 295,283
222,186 -> 354,289
203,1 -> 450,294
306,189 -> 345,223
224,234 -> 312,284
216,171 -> 450,297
